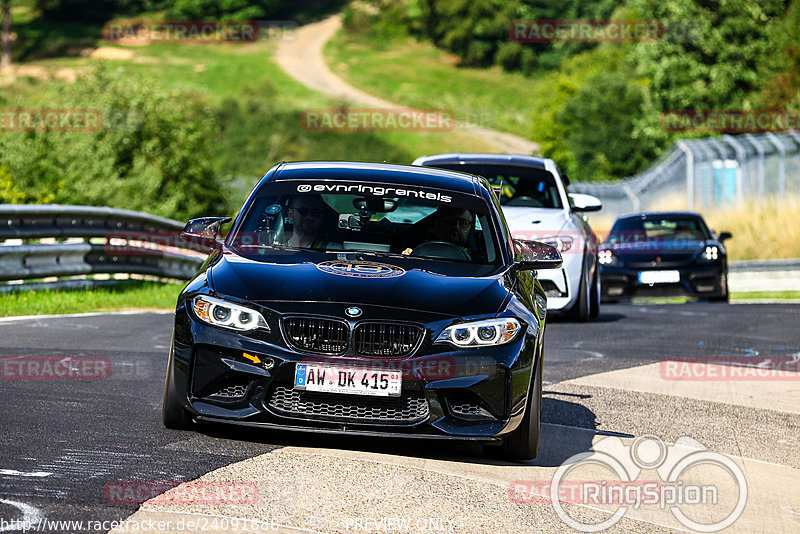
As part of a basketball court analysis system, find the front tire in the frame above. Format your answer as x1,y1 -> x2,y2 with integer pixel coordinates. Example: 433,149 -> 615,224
589,263 -> 600,319
566,265 -> 590,322
501,352 -> 543,461
162,352 -> 192,429
709,272 -> 729,302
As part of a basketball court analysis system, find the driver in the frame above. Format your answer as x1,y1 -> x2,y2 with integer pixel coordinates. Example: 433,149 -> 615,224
286,194 -> 331,249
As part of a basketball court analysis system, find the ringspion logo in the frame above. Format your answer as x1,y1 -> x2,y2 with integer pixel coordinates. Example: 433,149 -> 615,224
536,435 -> 747,532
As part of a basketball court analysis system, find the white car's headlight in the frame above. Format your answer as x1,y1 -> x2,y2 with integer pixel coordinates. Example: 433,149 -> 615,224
436,318 -> 521,348
539,236 -> 574,253
192,296 -> 269,332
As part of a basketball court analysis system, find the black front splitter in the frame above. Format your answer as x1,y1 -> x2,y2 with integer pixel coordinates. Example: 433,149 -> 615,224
194,416 -> 502,442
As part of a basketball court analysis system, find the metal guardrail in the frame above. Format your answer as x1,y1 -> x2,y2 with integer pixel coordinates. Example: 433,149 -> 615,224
571,131 -> 800,218
0,205 -> 205,288
728,258 -> 800,272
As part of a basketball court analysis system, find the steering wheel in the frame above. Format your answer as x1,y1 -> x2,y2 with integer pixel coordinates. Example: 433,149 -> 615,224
411,241 -> 472,261
505,195 -> 544,207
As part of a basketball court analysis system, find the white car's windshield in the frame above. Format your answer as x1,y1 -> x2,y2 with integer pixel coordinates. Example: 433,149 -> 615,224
426,163 -> 563,209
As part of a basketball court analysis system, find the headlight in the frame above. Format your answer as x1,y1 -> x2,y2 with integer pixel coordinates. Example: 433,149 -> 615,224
701,246 -> 719,261
539,236 -> 574,253
436,318 -> 521,348
192,296 -> 269,332
598,249 -> 618,266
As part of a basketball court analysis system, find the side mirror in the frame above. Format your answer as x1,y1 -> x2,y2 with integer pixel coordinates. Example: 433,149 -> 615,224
514,239 -> 563,271
181,217 -> 232,251
718,231 -> 732,242
569,193 -> 602,212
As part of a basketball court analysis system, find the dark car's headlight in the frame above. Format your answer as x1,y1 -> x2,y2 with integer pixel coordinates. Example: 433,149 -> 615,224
436,318 -> 521,348
698,245 -> 720,262
598,249 -> 619,266
192,296 -> 269,332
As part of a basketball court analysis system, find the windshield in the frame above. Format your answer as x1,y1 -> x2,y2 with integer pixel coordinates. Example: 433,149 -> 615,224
229,182 -> 502,265
425,163 -> 563,209
607,216 -> 710,244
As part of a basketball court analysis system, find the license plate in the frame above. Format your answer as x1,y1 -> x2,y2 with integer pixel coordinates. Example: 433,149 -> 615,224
294,363 -> 401,397
638,270 -> 680,284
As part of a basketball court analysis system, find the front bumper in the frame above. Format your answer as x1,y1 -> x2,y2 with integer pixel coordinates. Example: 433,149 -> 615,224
600,264 -> 726,300
536,250 -> 583,310
168,303 -> 539,440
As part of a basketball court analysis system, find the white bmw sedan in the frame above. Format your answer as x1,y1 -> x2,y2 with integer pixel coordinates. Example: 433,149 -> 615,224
413,153 -> 602,321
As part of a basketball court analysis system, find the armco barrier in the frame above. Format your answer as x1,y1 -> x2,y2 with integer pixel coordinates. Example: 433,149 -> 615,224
728,259 -> 800,293
0,205 -> 205,287
728,258 -> 800,272
2,204 -> 797,293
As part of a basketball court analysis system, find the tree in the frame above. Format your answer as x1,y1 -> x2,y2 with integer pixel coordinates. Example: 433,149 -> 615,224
1,0 -> 10,69
556,71 -> 665,181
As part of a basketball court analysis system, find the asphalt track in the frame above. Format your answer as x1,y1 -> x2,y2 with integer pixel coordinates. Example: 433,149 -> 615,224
0,303 -> 798,532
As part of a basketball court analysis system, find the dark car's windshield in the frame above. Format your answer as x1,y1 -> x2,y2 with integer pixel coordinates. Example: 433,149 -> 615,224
607,216 -> 710,244
229,181 -> 502,265
425,163 -> 563,209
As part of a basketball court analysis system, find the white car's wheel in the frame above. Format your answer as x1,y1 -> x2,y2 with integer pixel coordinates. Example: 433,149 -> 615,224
566,265 -> 590,322
589,262 -> 600,319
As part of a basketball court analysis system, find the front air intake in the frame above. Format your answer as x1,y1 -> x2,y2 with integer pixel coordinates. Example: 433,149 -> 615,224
282,317 -> 349,355
353,323 -> 423,357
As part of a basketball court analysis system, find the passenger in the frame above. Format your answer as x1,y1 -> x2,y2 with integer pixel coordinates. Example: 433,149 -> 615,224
430,205 -> 474,247
673,222 -> 698,241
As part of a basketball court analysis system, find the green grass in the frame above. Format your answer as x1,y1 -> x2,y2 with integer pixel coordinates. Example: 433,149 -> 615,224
324,31 -> 541,142
730,291 -> 800,301
0,281 -> 184,317
2,34 -> 495,176
628,291 -> 800,305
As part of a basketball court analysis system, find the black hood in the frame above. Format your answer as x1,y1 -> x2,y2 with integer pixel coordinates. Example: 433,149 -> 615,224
208,249 -> 511,318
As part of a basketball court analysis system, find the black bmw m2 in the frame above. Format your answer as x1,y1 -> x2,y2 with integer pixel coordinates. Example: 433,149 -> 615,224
163,162 -> 562,459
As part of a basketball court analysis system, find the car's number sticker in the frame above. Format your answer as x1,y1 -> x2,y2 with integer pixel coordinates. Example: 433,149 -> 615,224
638,270 -> 680,284
295,364 -> 401,397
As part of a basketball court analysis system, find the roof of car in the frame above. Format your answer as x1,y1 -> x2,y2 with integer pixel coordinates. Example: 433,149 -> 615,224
616,211 -> 705,221
414,153 -> 550,169
263,161 -> 482,195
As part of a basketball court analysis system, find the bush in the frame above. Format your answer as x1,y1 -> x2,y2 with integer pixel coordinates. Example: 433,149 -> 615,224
0,66 -> 228,220
166,0 -> 278,21
494,41 -> 537,74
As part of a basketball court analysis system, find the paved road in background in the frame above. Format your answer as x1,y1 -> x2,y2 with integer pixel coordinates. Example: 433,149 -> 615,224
0,304 -> 797,531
